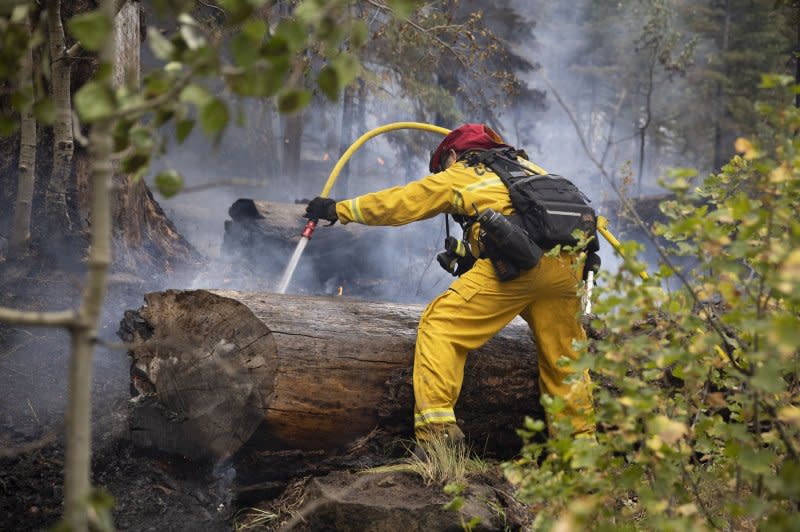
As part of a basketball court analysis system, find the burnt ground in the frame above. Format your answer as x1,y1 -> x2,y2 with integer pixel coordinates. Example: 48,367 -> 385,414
0,260 -> 237,531
0,260 -> 534,531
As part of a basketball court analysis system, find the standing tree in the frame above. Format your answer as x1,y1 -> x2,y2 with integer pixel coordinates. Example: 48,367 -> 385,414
9,11 -> 37,257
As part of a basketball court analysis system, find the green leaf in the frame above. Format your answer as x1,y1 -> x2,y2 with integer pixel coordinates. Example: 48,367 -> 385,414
739,447 -> 773,475
74,81 -> 115,122
294,1 -> 324,24
317,65 -> 339,101
67,11 -> 112,51
154,170 -> 184,198
33,99 -> 56,125
179,84 -> 213,106
199,98 -> 229,136
262,35 -> 290,58
121,152 -> 149,174
751,362 -> 786,394
350,20 -> 368,48
175,118 -> 194,144
277,89 -> 311,114
231,33 -> 258,67
387,0 -> 417,20
442,496 -> 465,512
112,119 -> 133,152
443,483 -> 464,496
275,20 -> 307,52
129,125 -> 153,150
217,0 -> 256,25
147,27 -> 175,60
242,19 -> 267,42
332,53 -> 359,86
0,115 -> 19,136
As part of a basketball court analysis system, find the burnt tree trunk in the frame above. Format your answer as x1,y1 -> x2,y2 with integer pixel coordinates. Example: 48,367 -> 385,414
109,1 -> 199,272
119,289 -> 541,460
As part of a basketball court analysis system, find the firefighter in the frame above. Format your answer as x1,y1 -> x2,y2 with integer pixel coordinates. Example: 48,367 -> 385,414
304,124 -> 595,444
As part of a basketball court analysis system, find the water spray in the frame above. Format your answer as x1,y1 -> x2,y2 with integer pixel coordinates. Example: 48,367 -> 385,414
274,121 -> 642,296
276,122 -> 450,294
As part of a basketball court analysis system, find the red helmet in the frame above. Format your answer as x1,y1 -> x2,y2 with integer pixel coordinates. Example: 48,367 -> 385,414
429,124 -> 508,173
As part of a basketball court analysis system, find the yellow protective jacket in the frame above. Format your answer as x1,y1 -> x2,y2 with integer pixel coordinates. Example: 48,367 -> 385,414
335,157 -> 547,257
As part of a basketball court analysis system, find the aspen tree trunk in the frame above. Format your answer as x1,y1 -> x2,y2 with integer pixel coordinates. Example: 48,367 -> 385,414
46,0 -> 75,235
9,15 -> 36,257
63,0 -> 115,529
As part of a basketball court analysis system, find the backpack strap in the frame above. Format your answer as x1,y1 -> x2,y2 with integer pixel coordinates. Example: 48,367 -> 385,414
463,148 -> 539,189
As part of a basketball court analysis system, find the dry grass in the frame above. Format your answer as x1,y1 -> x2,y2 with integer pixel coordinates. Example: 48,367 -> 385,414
232,508 -> 279,531
364,434 -> 490,486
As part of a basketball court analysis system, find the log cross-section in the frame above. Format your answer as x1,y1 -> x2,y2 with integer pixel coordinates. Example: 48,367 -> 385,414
120,290 -> 542,459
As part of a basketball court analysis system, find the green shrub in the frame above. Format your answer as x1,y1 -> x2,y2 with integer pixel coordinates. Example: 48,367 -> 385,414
504,78 -> 800,531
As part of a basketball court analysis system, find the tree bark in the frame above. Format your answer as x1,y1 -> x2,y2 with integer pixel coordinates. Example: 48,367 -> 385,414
45,0 -> 76,237
119,289 -> 542,460
9,14 -> 37,257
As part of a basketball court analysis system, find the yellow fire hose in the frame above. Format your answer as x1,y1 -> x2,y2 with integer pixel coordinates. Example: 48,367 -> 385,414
276,121 -> 645,294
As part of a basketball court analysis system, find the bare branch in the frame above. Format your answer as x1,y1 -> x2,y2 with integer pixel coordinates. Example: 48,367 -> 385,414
0,428 -> 61,458
114,68 -> 195,119
540,71 -> 749,368
365,0 -> 469,69
0,307 -> 77,327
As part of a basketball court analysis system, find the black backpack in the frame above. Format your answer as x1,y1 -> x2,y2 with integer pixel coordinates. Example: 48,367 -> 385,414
464,148 -> 600,253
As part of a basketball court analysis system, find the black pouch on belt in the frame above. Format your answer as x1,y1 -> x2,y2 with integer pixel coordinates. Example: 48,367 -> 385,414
477,208 -> 543,281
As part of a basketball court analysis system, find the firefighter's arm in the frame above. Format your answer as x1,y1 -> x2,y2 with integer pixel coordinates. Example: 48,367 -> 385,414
336,173 -> 455,226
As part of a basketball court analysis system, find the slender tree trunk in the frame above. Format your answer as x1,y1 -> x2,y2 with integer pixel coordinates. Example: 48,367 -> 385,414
260,100 -> 278,180
354,78 -> 367,180
637,52 -> 655,197
63,0 -> 115,528
9,15 -> 37,257
712,0 -> 731,170
337,85 -> 355,197
282,113 -> 304,191
46,0 -> 75,236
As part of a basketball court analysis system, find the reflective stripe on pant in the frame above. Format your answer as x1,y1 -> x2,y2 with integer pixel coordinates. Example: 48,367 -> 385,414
412,253 -> 595,438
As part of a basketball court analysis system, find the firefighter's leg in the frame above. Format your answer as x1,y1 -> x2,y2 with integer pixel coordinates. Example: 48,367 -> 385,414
413,259 -> 533,440
519,254 -> 595,437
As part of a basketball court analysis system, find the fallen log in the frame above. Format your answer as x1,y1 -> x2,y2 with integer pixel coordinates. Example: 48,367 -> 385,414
119,289 -> 542,460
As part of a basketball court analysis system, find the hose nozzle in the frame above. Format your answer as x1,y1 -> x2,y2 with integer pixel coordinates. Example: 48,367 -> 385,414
301,219 -> 317,239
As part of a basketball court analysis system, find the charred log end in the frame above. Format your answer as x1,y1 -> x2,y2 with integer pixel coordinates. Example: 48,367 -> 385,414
228,198 -> 266,221
121,289 -> 280,460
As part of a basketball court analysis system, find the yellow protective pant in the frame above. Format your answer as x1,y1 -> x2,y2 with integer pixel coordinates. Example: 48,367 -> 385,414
412,253 -> 595,439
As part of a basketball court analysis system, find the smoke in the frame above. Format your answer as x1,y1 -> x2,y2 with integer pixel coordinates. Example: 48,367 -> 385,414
140,1 -> 706,301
